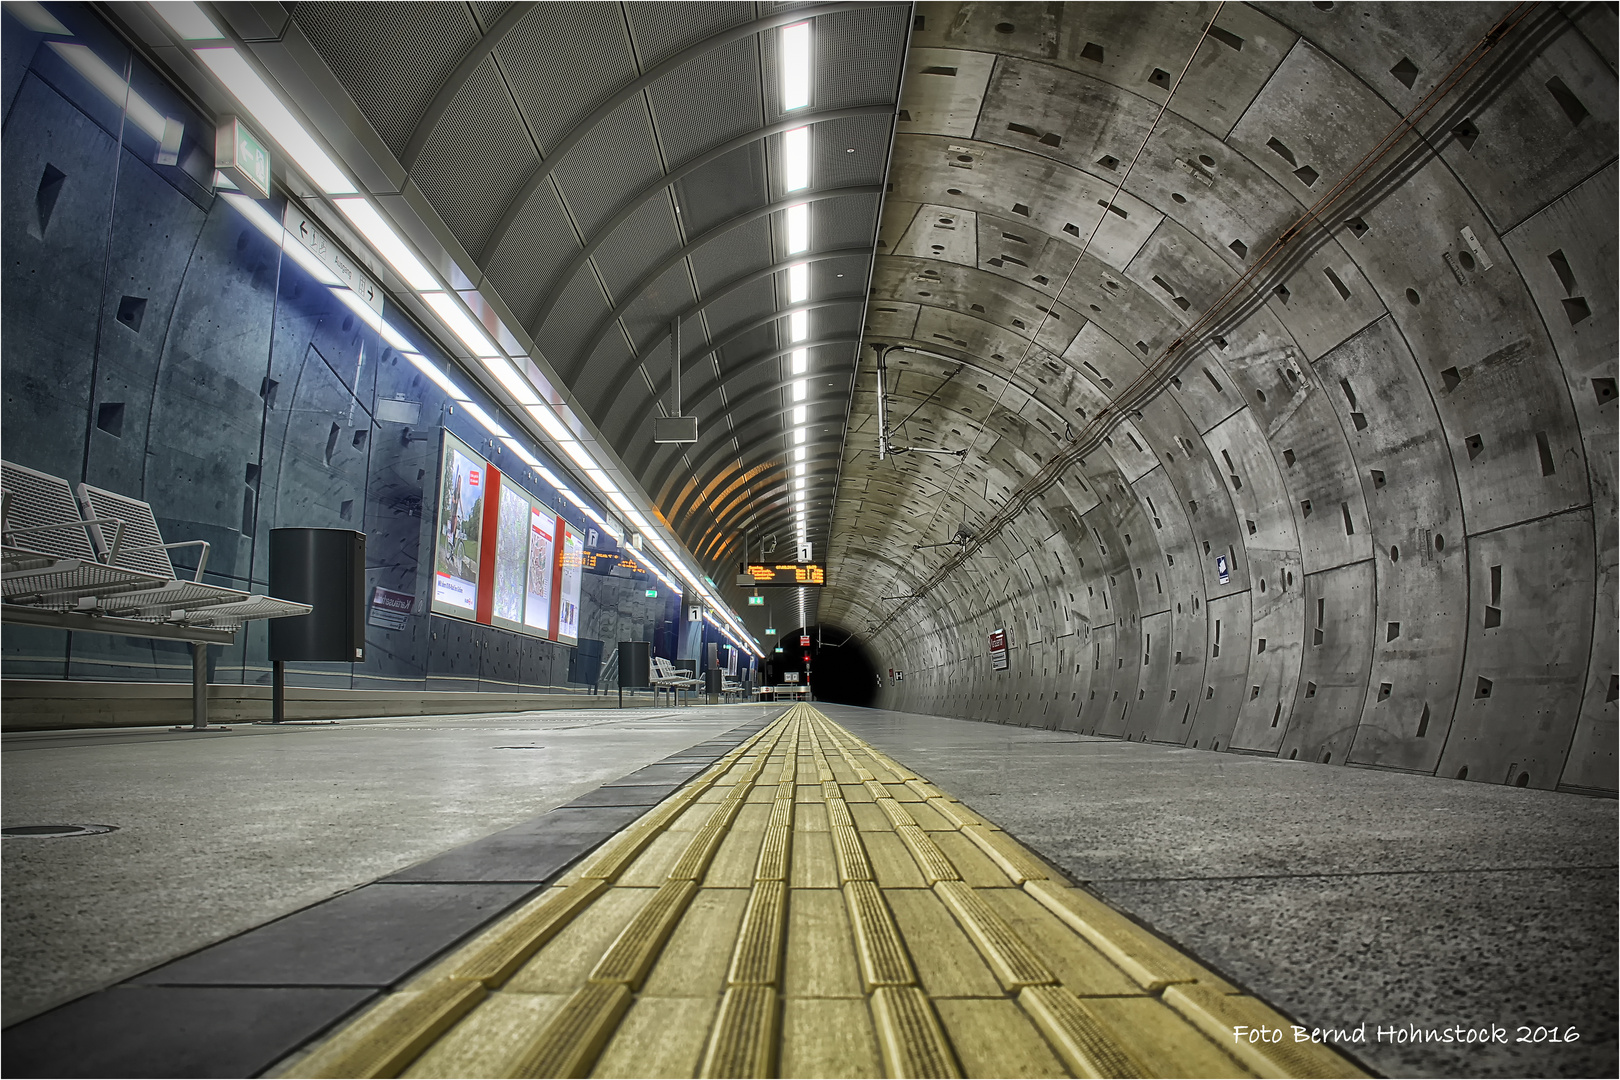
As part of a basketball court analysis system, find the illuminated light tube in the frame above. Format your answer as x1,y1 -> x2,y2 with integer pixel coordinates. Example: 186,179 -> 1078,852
421,292 -> 499,357
794,447 -> 807,462
792,379 -> 807,401
481,354 -> 541,405
332,197 -> 438,290
793,427 -> 807,444
403,352 -> 463,397
789,309 -> 808,342
220,190 -> 282,242
526,404 -> 574,444
499,438 -> 541,467
378,320 -> 414,352
783,125 -> 809,191
47,43 -> 173,143
459,400 -> 510,439
151,2 -> 222,40
788,262 -> 808,302
193,47 -> 356,194
586,470 -> 623,497
535,465 -> 566,489
785,203 -> 809,254
781,22 -> 811,110
791,348 -> 807,374
331,285 -> 381,330
793,405 -> 806,424
560,440 -> 598,473
6,2 -> 71,33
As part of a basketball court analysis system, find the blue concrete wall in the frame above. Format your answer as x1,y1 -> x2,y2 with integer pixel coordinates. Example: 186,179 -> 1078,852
0,8 -> 682,691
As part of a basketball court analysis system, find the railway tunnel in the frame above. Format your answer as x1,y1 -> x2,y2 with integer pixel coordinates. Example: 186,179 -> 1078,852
1,2 -> 1615,1077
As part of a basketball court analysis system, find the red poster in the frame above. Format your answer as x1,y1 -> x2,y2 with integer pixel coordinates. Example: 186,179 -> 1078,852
474,463 -> 502,624
547,514 -> 565,641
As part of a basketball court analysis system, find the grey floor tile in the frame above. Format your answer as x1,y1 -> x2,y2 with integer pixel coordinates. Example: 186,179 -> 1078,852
131,883 -> 533,988
1,985 -> 375,1078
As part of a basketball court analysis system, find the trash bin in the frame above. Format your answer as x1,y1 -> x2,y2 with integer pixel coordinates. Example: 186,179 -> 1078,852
618,640 -> 651,706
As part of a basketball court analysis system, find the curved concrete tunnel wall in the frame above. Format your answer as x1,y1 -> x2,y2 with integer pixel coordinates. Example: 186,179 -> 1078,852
818,2 -> 1617,793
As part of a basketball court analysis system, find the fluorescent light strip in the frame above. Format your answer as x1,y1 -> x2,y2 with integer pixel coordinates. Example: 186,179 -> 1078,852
459,400 -> 509,439
332,197 -> 437,290
151,2 -> 222,40
791,348 -> 808,374
786,203 -> 809,254
792,380 -> 807,402
783,125 -> 809,191
193,47 -> 355,194
403,353 -> 463,397
421,292 -> 499,357
781,22 -> 811,110
47,43 -> 171,142
331,286 -> 381,330
793,427 -> 807,443
5,2 -> 71,34
500,438 -> 541,467
481,354 -> 542,405
788,263 -> 808,303
793,405 -> 806,423
789,309 -> 808,342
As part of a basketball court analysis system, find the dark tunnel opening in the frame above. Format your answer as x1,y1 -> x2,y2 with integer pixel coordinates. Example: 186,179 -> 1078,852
763,625 -> 880,707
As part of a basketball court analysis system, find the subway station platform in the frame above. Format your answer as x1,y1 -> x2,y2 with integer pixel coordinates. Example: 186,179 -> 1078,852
4,703 -> 1613,1078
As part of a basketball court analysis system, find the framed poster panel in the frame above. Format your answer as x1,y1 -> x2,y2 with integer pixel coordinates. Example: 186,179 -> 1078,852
431,431 -> 485,617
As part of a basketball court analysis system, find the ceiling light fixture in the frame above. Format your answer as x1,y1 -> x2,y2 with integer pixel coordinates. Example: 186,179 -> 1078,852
193,47 -> 355,194
783,125 -> 810,191
150,1 -> 222,40
789,309 -> 808,342
331,197 -> 438,290
788,262 -> 808,302
786,203 -> 809,254
421,292 -> 500,357
791,348 -> 807,374
781,21 -> 811,110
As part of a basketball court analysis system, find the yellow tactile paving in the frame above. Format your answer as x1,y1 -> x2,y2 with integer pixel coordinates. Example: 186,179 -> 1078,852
278,705 -> 1368,1079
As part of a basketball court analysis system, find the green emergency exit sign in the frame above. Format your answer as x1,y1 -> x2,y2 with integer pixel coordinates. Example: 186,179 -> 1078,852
747,595 -> 764,606
645,589 -> 657,597
216,117 -> 270,198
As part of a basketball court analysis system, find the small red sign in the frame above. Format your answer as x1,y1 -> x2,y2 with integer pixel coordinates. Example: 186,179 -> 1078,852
468,469 -> 480,486
799,635 -> 811,646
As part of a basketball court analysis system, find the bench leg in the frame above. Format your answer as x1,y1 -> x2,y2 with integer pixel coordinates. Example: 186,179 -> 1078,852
172,641 -> 229,732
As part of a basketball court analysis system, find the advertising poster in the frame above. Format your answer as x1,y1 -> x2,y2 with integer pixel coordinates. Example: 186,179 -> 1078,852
524,506 -> 555,635
556,520 -> 583,645
491,476 -> 530,630
432,432 -> 484,615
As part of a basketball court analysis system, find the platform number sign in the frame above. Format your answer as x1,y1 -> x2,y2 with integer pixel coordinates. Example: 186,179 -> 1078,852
1215,553 -> 1231,585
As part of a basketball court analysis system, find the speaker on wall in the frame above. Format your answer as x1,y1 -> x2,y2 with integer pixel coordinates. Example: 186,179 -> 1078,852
269,528 -> 366,662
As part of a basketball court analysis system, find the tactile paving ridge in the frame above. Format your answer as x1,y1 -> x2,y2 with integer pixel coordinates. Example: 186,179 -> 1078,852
279,705 -> 1369,1080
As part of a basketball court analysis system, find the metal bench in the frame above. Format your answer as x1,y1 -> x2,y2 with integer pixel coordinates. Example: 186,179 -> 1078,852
652,656 -> 701,706
2,460 -> 312,730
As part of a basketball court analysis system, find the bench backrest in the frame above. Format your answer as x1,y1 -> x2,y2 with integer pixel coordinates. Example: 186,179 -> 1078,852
1,461 -> 98,562
77,483 -> 175,579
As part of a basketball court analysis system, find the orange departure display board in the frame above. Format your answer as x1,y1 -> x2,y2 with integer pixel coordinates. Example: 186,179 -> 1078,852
742,562 -> 826,586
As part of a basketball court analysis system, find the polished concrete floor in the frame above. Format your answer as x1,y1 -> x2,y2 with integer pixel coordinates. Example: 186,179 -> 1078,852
2,702 -> 772,1025
818,704 -> 1618,1079
3,700 -> 1614,1078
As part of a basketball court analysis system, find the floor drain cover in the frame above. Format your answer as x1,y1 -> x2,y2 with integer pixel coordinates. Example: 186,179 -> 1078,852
2,824 -> 119,838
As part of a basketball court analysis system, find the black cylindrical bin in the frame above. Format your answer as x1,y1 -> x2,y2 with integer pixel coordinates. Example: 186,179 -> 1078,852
618,641 -> 652,689
269,528 -> 367,662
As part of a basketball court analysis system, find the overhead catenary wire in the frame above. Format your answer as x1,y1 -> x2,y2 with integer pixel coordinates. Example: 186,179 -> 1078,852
866,0 -> 1542,638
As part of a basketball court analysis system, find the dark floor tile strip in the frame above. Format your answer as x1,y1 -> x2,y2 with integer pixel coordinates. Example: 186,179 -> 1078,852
0,715 -> 772,1079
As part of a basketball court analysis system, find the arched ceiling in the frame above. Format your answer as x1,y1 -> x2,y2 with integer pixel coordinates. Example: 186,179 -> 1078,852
279,0 -> 911,635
